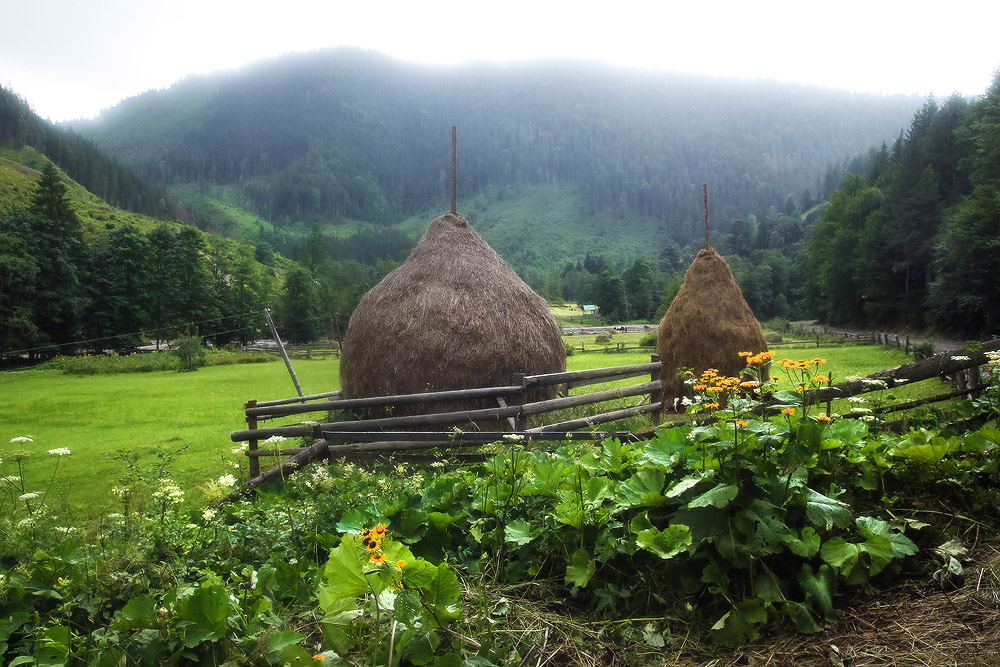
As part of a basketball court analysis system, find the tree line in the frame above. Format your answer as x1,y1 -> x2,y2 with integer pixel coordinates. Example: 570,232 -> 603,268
0,86 -> 170,218
0,164 -> 388,360
802,74 -> 1000,336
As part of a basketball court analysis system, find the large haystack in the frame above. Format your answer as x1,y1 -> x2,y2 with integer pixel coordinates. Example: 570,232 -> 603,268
657,248 -> 768,406
340,211 -> 566,422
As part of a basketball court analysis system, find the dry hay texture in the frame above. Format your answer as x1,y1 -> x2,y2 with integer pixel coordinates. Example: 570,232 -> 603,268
340,211 -> 566,421
657,248 -> 769,403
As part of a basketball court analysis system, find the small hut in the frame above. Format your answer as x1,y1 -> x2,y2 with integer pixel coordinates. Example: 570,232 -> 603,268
657,247 -> 768,406
340,211 -> 566,421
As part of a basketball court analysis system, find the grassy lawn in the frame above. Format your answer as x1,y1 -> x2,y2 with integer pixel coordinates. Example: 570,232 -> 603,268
0,359 -> 339,513
1,342 -> 950,514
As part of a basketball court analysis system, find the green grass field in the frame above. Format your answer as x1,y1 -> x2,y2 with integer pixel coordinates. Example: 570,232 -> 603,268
1,342 -> 950,515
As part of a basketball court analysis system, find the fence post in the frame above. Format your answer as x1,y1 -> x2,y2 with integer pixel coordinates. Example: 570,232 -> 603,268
246,400 -> 260,478
905,335 -> 910,355
510,373 -> 527,431
650,355 -> 661,408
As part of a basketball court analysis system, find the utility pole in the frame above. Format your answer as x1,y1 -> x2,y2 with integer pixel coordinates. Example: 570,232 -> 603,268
263,308 -> 305,401
451,126 -> 458,215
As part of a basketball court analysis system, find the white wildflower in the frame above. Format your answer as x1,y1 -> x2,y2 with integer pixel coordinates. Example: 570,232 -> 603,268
250,570 -> 258,590
848,396 -> 866,403
681,397 -> 693,406
851,407 -> 873,414
2,475 -> 20,484
861,415 -> 876,422
152,481 -> 184,503
951,355 -> 971,362
9,436 -> 33,444
111,486 -> 126,498
263,435 -> 286,444
430,460 -> 446,468
48,448 -> 71,456
217,474 -> 237,488
232,443 -> 249,454
860,378 -> 888,388
18,492 -> 40,501
106,513 -> 123,519
17,517 -> 33,528
53,526 -> 76,534
502,434 -> 525,442
202,508 -> 216,521
185,523 -> 198,530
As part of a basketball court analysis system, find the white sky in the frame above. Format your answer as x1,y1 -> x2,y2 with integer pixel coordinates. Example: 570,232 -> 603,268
2,0 -> 998,122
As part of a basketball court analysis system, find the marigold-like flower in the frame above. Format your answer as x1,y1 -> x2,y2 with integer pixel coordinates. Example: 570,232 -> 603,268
706,386 -> 724,393
735,420 -> 748,427
373,523 -> 388,538
705,402 -> 720,409
738,351 -> 752,358
739,381 -> 760,389
313,655 -> 326,662
781,408 -> 796,416
692,384 -> 707,391
812,375 -> 829,383
395,560 -> 406,567
811,358 -> 827,365
369,552 -> 387,565
816,415 -> 832,422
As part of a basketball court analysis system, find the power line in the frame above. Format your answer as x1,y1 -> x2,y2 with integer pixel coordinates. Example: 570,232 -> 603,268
0,310 -> 264,357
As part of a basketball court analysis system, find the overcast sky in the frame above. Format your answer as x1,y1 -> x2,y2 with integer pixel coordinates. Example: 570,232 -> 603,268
3,0 -> 998,122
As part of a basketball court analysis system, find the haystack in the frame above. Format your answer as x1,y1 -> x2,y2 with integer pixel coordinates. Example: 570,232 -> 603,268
340,211 -> 566,423
657,248 -> 768,406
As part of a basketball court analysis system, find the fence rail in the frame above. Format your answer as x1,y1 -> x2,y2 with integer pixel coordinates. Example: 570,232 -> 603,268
233,358 -> 663,476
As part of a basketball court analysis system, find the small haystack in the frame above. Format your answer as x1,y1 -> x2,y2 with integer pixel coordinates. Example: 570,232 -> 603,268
657,247 -> 768,405
340,211 -> 566,420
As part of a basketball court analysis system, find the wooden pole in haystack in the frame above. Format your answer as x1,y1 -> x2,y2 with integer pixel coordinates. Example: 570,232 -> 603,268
451,126 -> 458,215
703,184 -> 710,249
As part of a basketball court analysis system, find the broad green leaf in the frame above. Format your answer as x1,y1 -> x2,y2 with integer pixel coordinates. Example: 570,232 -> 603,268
615,468 -> 666,508
732,499 -> 790,554
664,475 -> 704,498
827,418 -> 868,445
322,534 -> 376,599
856,516 -> 918,558
421,562 -> 462,624
118,594 -> 157,628
783,526 -> 821,558
803,488 -> 852,530
565,548 -> 597,588
711,598 -> 766,647
772,389 -> 804,405
504,519 -> 538,546
635,523 -> 692,560
334,509 -> 367,533
797,563 -> 838,623
641,433 -> 686,466
783,601 -> 822,633
174,577 -> 231,647
266,630 -> 305,656
687,483 -> 738,509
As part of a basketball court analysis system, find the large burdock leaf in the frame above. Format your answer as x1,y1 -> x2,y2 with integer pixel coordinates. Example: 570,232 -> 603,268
421,562 -> 462,624
631,512 -> 692,560
803,488 -> 852,531
687,483 -> 738,509
565,548 -> 597,588
174,577 -> 231,647
614,468 -> 666,508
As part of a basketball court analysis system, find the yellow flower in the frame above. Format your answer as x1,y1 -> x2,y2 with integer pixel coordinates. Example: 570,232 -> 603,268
693,384 -> 707,391
373,523 -> 388,538
816,415 -> 832,422
795,386 -> 805,392
739,381 -> 760,389
706,386 -> 724,393
781,408 -> 796,416
369,552 -> 387,565
705,402 -> 720,409
395,560 -> 406,567
735,420 -> 748,426
812,375 -> 829,383
738,351 -> 752,358
684,370 -> 694,376
812,358 -> 827,365
313,655 -> 326,662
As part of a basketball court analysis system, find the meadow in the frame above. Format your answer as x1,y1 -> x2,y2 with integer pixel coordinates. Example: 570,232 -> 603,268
1,341 -> 948,514
1,342 -> 997,665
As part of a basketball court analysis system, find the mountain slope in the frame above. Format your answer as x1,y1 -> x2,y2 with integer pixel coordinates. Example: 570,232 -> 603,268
73,48 -> 922,251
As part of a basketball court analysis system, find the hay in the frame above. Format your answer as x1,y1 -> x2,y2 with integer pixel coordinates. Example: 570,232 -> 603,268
657,248 -> 768,404
340,211 -> 565,422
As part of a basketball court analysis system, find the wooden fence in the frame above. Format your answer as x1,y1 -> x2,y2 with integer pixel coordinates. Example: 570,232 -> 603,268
232,358 -> 664,477
227,340 -> 998,501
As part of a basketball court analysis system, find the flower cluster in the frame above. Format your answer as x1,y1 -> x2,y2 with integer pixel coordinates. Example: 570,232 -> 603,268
361,523 -> 391,564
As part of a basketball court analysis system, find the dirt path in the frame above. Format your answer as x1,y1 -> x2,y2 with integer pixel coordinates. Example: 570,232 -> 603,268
791,320 -> 968,354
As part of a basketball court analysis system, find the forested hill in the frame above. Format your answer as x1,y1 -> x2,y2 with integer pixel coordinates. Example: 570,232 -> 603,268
72,48 -> 921,244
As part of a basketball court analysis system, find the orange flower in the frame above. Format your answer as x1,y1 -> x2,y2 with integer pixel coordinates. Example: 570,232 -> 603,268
739,381 -> 760,389
781,408 -> 796,416
395,560 -> 406,567
812,375 -> 829,383
705,402 -> 720,409
735,420 -> 748,427
373,523 -> 388,538
816,415 -> 832,422
369,552 -> 387,565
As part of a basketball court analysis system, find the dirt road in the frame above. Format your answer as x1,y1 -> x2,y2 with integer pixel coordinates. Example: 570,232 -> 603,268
791,320 -> 969,354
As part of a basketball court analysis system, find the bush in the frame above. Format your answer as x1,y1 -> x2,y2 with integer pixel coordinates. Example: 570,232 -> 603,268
911,341 -> 936,360
639,331 -> 657,347
172,336 -> 207,372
